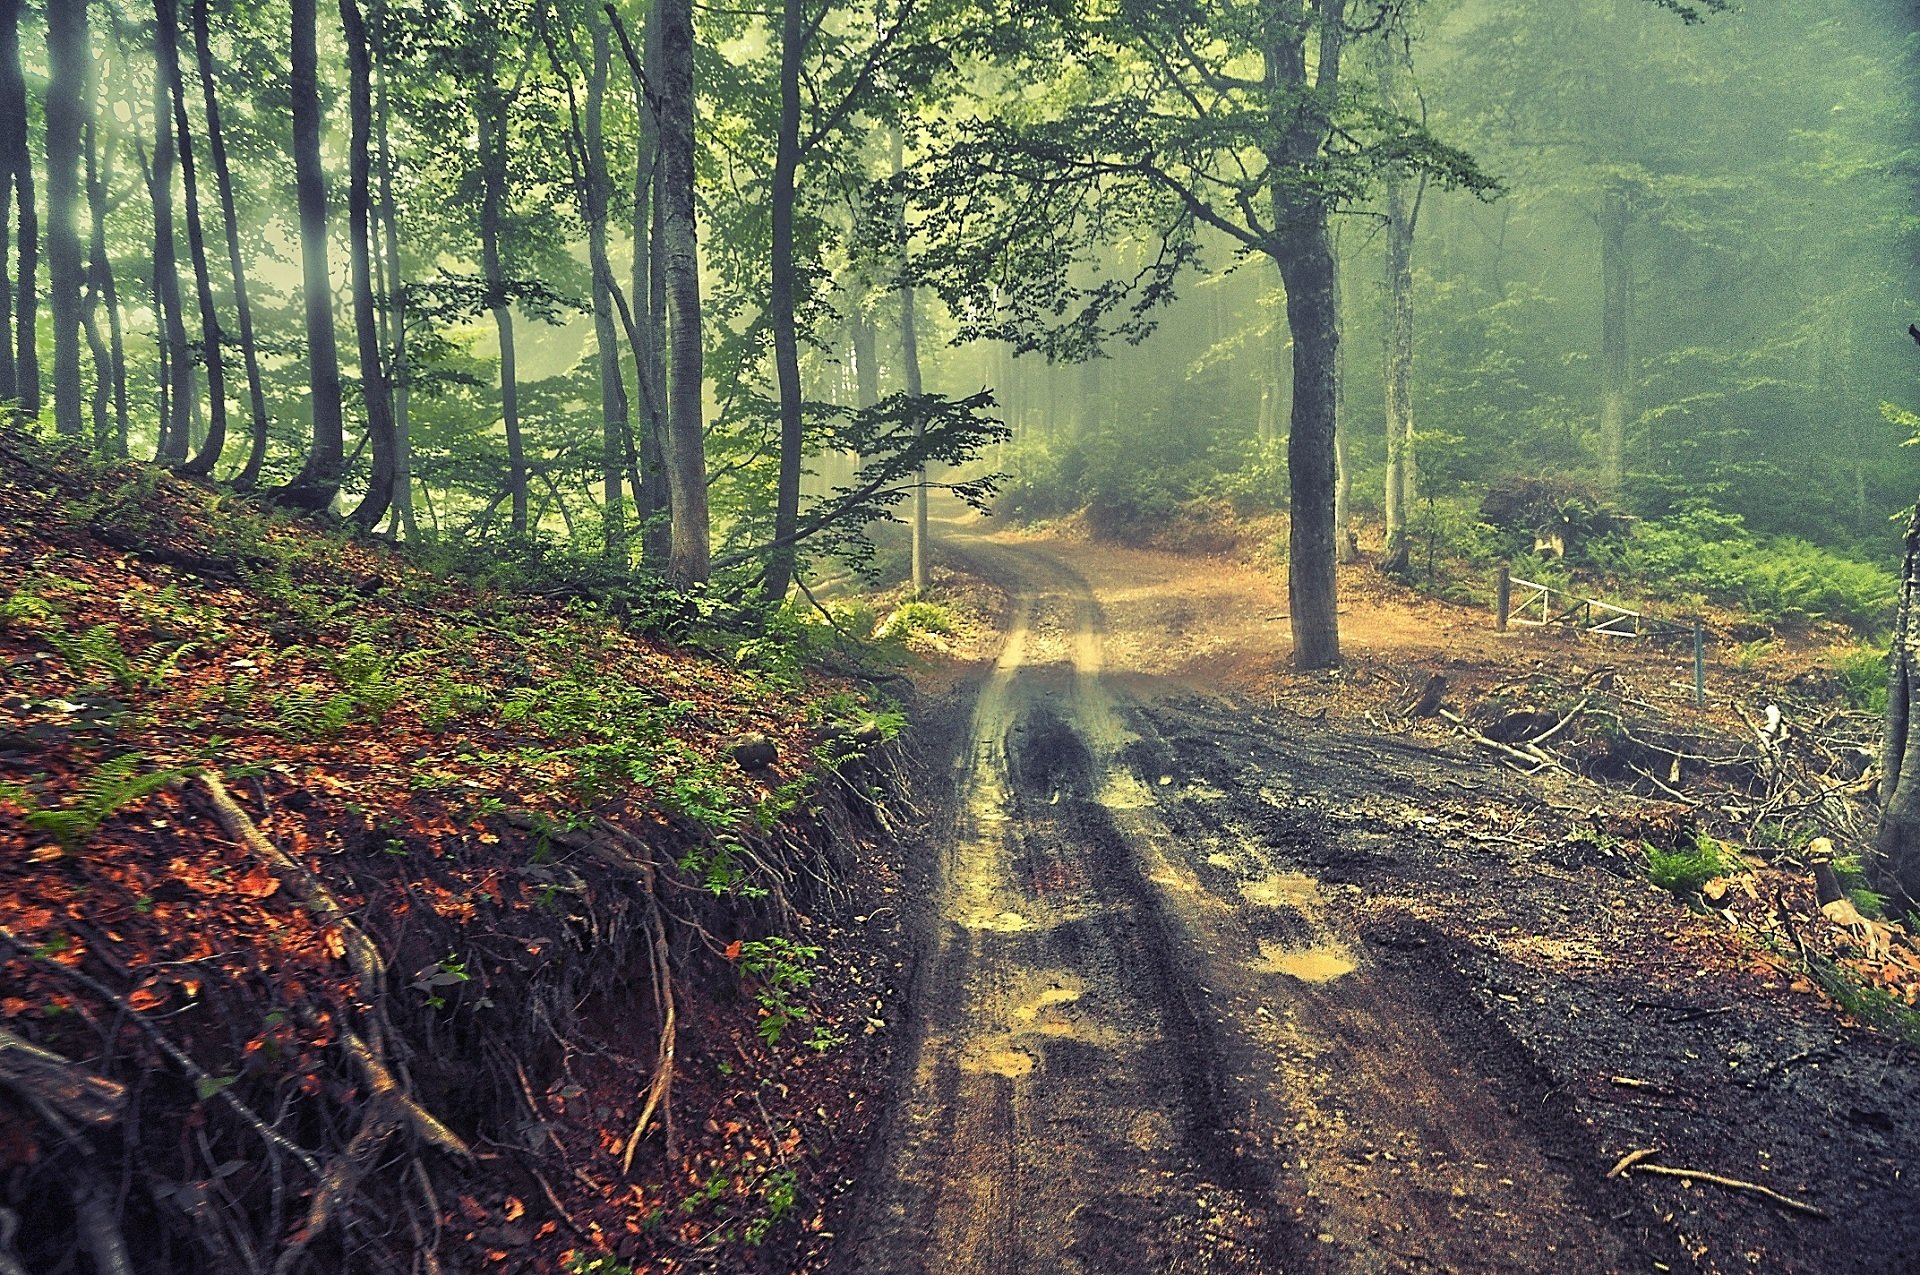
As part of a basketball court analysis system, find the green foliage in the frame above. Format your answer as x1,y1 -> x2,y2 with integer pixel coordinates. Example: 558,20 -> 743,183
735,936 -> 825,1050
1643,830 -> 1734,899
1829,644 -> 1890,714
41,622 -> 196,692
1587,507 -> 1896,631
0,754 -> 190,852
872,599 -> 957,642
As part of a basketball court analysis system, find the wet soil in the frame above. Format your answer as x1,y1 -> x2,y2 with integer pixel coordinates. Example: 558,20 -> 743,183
834,523 -> 1920,1275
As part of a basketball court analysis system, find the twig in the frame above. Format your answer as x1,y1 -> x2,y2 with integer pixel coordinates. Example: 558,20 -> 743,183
1624,1162 -> 1827,1218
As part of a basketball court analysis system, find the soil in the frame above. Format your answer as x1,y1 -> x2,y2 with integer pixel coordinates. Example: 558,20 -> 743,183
832,513 -> 1920,1275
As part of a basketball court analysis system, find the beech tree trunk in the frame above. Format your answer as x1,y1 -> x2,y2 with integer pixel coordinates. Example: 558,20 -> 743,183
1598,180 -> 1630,495
149,13 -> 192,466
375,31 -> 413,536
341,0 -> 394,529
1378,32 -> 1419,576
478,70 -> 526,536
659,0 -> 709,585
587,8 -> 627,552
163,0 -> 232,477
194,0 -> 269,488
896,132 -> 929,596
628,0 -> 671,567
1264,0 -> 1347,669
1878,499 -> 1920,905
764,0 -> 805,602
85,104 -> 129,455
43,0 -> 87,439
1,0 -> 37,421
286,0 -> 346,507
0,0 -> 16,413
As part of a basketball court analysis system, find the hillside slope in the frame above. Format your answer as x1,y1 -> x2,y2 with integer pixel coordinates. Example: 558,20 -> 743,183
0,436 -> 905,1274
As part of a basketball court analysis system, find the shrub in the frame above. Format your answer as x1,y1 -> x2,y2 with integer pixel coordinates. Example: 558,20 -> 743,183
1830,644 -> 1890,714
1645,831 -> 1734,899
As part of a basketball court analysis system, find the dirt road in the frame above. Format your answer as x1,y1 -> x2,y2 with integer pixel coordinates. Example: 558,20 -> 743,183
834,523 -> 1920,1275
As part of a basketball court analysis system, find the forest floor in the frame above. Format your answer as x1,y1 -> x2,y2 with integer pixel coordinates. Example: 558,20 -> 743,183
834,510 -> 1920,1275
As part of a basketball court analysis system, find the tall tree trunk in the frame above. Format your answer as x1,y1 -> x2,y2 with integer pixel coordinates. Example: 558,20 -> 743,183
286,0 -> 345,507
341,0 -> 393,529
0,0 -> 17,413
1879,499 -> 1920,906
478,74 -> 526,536
149,22 -> 192,466
850,301 -> 878,406
83,105 -> 128,454
162,0 -> 231,476
895,134 -> 929,597
1,0 -> 37,421
1380,174 -> 1416,574
374,15 -> 414,536
43,0 -> 87,439
622,0 -> 671,567
1265,0 -> 1346,670
194,0 -> 269,487
588,8 -> 628,553
659,0 -> 709,585
764,0 -> 805,602
1598,180 -> 1630,495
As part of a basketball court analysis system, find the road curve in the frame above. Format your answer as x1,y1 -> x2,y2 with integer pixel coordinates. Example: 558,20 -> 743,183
835,532 -> 1661,1275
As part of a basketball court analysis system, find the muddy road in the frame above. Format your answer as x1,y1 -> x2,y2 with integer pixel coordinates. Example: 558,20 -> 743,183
833,529 -> 1920,1275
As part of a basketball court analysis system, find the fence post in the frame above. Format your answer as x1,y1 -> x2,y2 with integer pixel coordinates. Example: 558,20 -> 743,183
1693,619 -> 1706,707
1496,566 -> 1511,631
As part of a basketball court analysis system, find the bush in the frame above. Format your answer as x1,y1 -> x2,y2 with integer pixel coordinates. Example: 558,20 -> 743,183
1645,831 -> 1734,898
1587,506 -> 1895,631
1830,644 -> 1891,714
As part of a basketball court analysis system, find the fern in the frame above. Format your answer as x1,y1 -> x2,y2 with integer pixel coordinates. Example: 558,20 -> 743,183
3,755 -> 189,852
41,622 -> 196,691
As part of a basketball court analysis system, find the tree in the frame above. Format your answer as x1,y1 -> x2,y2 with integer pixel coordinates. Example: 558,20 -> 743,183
1376,24 -> 1422,576
906,1 -> 1489,667
148,1 -> 193,465
163,0 -> 233,477
191,0 -> 271,487
284,0 -> 347,507
341,0 -> 396,528
658,0 -> 709,584
43,0 -> 88,440
1,0 -> 37,422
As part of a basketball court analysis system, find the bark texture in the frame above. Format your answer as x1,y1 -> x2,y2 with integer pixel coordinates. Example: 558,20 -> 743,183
43,0 -> 88,439
286,0 -> 346,505
658,0 -> 709,585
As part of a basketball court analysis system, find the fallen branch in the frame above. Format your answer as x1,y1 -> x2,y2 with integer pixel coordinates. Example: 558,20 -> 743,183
1624,1161 -> 1827,1218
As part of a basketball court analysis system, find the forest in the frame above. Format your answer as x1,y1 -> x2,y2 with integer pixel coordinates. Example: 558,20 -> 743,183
3,0 -> 1920,1272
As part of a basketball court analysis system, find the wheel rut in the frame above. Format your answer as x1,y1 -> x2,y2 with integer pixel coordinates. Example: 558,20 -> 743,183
836,535 -> 1668,1274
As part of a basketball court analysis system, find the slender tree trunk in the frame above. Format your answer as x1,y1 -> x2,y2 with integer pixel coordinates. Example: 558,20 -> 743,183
0,0 -> 17,413
1598,180 -> 1630,495
764,0 -> 805,601
588,8 -> 628,552
622,0 -> 671,566
850,301 -> 878,407
895,135 -> 929,597
84,103 -> 129,454
44,0 -> 87,439
160,0 -> 231,476
1,0 -> 37,421
286,0 -> 345,506
194,0 -> 269,487
340,0 -> 393,528
478,73 -> 526,535
1879,498 -> 1920,905
149,20 -> 192,465
374,16 -> 413,536
1380,173 -> 1416,573
659,0 -> 709,584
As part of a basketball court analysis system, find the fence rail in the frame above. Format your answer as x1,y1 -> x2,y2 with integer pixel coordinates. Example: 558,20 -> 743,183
1495,566 -> 1706,704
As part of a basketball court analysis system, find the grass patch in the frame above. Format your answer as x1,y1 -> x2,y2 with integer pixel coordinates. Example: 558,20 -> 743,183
1644,831 -> 1735,898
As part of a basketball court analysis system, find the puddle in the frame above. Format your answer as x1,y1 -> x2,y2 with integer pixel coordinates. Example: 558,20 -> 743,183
1239,872 -> 1323,909
959,1046 -> 1034,1078
1252,939 -> 1358,982
959,908 -> 1034,933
